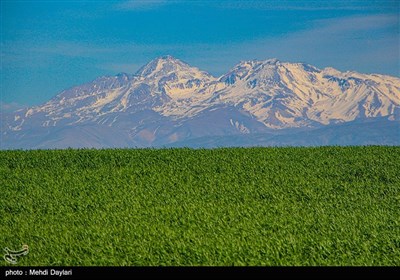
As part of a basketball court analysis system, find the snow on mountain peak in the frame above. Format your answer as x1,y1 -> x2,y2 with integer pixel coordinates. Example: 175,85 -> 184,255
3,56 -> 399,149
220,58 -> 283,85
132,56 -> 218,99
135,55 -> 191,78
262,58 -> 280,65
322,67 -> 343,76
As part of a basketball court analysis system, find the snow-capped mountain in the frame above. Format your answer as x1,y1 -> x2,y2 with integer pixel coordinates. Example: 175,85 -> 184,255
2,56 -> 399,149
216,59 -> 400,128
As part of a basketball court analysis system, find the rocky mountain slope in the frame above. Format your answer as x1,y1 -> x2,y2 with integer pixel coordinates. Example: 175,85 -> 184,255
2,55 -> 399,149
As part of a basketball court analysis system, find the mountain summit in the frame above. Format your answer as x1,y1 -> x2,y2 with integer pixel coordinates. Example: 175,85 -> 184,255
136,55 -> 192,77
2,56 -> 399,149
134,55 -> 217,99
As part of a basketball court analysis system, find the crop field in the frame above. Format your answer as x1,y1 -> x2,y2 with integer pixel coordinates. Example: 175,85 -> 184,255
1,147 -> 399,266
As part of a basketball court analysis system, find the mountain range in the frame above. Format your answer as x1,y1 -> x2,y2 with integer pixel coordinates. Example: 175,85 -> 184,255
1,55 -> 399,149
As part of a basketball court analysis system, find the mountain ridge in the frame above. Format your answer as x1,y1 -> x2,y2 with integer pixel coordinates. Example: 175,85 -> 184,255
2,56 -> 399,149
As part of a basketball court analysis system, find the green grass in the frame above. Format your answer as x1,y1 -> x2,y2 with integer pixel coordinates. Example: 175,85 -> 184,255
1,147 -> 399,266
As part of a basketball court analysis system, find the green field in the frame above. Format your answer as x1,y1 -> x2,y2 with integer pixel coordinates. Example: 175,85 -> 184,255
1,147 -> 399,266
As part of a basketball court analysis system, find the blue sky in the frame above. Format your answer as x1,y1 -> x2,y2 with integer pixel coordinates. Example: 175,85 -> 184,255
1,0 -> 399,108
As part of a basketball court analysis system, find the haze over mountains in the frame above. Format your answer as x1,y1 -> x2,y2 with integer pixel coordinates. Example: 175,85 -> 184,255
1,56 -> 399,149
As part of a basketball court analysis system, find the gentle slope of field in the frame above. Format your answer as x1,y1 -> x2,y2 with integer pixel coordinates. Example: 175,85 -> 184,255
1,147 -> 399,265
